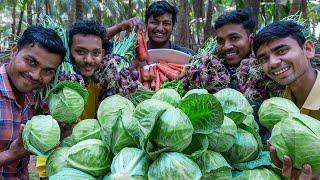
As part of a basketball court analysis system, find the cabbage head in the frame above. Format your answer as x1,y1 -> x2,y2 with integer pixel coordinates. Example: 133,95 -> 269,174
67,139 -> 111,177
208,116 -> 237,153
182,134 -> 208,160
258,97 -> 299,130
151,88 -> 181,106
46,147 -> 70,177
182,89 -> 209,99
97,95 -> 137,154
222,126 -> 261,165
22,115 -> 60,156
270,113 -> 320,173
48,167 -> 96,180
148,152 -> 202,180
109,147 -> 150,179
242,114 -> 259,133
72,119 -> 101,143
153,107 -> 193,151
60,135 -> 76,147
48,81 -> 88,123
214,88 -> 253,125
233,168 -> 281,180
195,151 -> 232,180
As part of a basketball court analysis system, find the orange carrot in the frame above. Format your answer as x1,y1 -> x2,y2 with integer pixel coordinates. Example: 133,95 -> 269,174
149,66 -> 155,80
136,30 -> 150,63
157,63 -> 179,80
155,68 -> 161,91
167,64 -> 183,72
159,70 -> 168,82
168,63 -> 184,69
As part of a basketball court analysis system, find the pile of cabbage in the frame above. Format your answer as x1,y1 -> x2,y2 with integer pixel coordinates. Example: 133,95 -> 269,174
36,88 -> 287,179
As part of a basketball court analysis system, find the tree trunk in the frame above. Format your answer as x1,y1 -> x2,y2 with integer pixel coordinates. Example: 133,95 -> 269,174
145,0 -> 150,12
27,0 -> 33,25
245,0 -> 260,28
290,0 -> 301,15
301,0 -> 307,19
174,0 -> 190,48
204,0 -> 214,41
16,10 -> 24,36
97,0 -> 102,24
128,0 -> 132,18
68,0 -> 76,29
11,0 -> 16,40
193,0 -> 203,44
45,0 -> 51,16
75,0 -> 83,21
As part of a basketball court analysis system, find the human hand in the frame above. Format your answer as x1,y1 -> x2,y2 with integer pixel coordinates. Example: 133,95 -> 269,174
120,17 -> 145,32
268,141 -> 316,180
8,124 -> 30,158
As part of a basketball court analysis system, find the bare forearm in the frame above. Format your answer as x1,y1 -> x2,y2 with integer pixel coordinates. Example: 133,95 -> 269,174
0,150 -> 22,166
106,24 -> 124,40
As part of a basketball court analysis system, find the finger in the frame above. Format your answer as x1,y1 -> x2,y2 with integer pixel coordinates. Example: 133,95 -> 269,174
282,155 -> 293,177
299,164 -> 312,180
269,145 -> 282,168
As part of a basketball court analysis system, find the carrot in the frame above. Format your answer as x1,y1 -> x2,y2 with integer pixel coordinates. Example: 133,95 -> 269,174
149,66 -> 156,80
157,63 -> 179,80
167,64 -> 183,72
168,63 -> 184,69
136,30 -> 150,63
143,81 -> 150,89
155,68 -> 161,91
159,70 -> 168,83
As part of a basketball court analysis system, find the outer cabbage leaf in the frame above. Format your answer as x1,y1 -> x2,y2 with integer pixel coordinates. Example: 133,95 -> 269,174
97,95 -> 137,154
179,93 -> 223,134
148,152 -> 202,180
258,97 -> 300,130
270,113 -> 320,173
242,114 -> 259,133
195,150 -> 232,180
22,115 -> 60,156
48,167 -> 96,180
182,134 -> 208,160
214,88 -> 253,125
67,139 -> 111,177
151,88 -> 181,106
208,116 -> 237,153
72,119 -> 101,143
235,168 -> 281,180
109,147 -> 150,179
48,81 -> 88,123
46,147 -> 70,176
182,89 -> 209,99
60,135 -> 76,147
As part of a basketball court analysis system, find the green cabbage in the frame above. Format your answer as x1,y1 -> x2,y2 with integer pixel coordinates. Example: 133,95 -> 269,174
179,93 -> 224,134
46,147 -> 70,176
258,97 -> 300,130
182,134 -> 208,160
242,114 -> 259,133
208,116 -> 237,153
48,167 -> 96,180
67,139 -> 111,177
234,168 -> 281,180
72,119 -> 101,143
22,115 -> 60,156
270,113 -> 320,173
48,81 -> 88,123
109,147 -> 150,179
60,135 -> 76,147
195,151 -> 232,180
222,127 -> 261,165
214,88 -> 253,125
151,88 -> 181,106
97,95 -> 138,154
182,89 -> 209,99
148,152 -> 202,180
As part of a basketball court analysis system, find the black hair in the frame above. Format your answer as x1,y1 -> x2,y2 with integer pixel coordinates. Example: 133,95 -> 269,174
17,25 -> 66,59
145,0 -> 178,26
69,20 -> 106,47
214,9 -> 255,33
253,21 -> 306,54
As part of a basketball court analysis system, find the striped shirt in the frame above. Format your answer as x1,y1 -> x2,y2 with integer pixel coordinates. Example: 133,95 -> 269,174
0,64 -> 34,179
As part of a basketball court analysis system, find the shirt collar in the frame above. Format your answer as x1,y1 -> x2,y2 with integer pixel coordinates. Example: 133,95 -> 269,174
284,69 -> 320,110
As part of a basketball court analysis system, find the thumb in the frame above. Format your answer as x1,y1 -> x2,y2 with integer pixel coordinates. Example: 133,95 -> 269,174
299,164 -> 312,180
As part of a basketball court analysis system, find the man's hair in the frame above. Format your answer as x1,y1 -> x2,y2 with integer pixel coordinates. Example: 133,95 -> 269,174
17,25 -> 66,59
69,20 -> 106,47
253,21 -> 306,54
145,0 -> 178,26
214,9 -> 255,33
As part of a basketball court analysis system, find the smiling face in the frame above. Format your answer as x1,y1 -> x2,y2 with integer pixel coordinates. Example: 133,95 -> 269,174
7,43 -> 62,94
70,34 -> 104,78
256,36 -> 315,86
216,24 -> 252,66
147,13 -> 173,47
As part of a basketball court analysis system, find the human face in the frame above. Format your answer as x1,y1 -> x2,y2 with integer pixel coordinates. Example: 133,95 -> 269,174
256,36 -> 315,86
7,43 -> 62,94
147,13 -> 173,45
216,24 -> 252,66
70,34 -> 104,78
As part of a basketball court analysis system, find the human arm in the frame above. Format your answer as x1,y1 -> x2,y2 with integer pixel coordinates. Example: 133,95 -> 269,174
106,17 -> 145,39
268,142 -> 320,180
0,124 -> 30,167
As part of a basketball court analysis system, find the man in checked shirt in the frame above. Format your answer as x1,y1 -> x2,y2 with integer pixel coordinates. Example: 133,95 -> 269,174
0,26 -> 65,179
